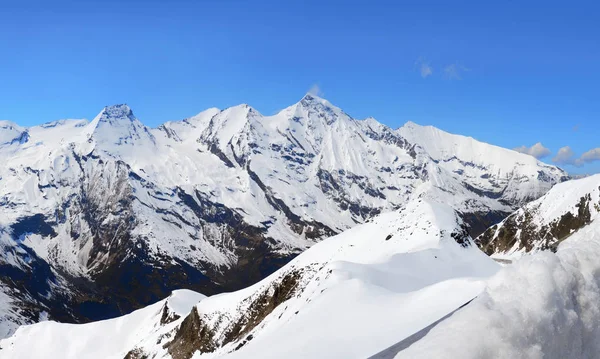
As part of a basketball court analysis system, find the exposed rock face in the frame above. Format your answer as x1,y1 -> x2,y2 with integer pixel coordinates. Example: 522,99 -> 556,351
221,269 -> 302,346
166,308 -> 217,359
0,96 -> 567,335
460,210 -> 512,239
476,177 -> 600,256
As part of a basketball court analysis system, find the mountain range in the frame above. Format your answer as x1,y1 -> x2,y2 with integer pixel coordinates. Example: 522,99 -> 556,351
4,171 -> 597,359
0,95 -> 571,351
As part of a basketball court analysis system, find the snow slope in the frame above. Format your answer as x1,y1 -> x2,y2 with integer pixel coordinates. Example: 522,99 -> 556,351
0,290 -> 205,359
477,174 -> 600,259
0,94 -> 566,337
0,194 -> 500,359
399,122 -> 565,206
211,200 -> 499,359
396,210 -> 600,359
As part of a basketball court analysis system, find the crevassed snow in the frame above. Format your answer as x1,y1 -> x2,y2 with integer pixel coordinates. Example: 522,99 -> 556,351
396,218 -> 600,359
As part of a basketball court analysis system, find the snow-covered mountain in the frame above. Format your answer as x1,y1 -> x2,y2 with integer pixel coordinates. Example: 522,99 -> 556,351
0,195 -> 501,358
0,289 -> 206,358
477,173 -> 600,258
394,174 -> 600,359
4,174 -> 600,359
0,94 -> 567,337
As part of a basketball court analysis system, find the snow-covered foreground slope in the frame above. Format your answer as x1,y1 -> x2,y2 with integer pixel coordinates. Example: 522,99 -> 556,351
0,290 -> 205,359
0,94 -> 566,336
0,197 -> 500,358
212,200 -> 498,359
396,214 -> 600,359
477,174 -> 600,259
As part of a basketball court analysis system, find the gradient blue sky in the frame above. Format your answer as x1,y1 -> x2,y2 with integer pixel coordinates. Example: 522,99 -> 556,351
1,0 -> 598,173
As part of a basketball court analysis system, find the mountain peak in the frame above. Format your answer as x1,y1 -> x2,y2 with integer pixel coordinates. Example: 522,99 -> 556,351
0,120 -> 29,146
88,104 -> 156,148
294,93 -> 347,124
299,93 -> 330,107
97,104 -> 136,123
401,120 -> 425,129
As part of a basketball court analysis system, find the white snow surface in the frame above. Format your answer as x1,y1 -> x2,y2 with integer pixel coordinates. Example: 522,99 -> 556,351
0,94 -> 567,341
0,197 -> 501,358
398,121 -> 564,205
215,208 -> 498,358
6,174 -> 599,359
0,289 -> 205,359
396,216 -> 600,359
480,174 -> 600,259
0,94 -> 565,276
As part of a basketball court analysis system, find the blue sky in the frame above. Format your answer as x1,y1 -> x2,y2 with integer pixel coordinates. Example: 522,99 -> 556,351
1,0 -> 598,174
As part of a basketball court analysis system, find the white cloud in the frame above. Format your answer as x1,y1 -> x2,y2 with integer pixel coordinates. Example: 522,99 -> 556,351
415,58 -> 433,78
307,84 -> 324,97
580,148 -> 600,164
552,146 -> 578,166
420,63 -> 433,78
513,142 -> 551,159
552,146 -> 600,167
443,63 -> 469,80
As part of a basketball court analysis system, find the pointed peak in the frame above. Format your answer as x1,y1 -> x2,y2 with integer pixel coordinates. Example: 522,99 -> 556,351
282,93 -> 349,126
300,93 -> 330,106
0,120 -> 29,146
97,104 -> 136,123
92,104 -> 137,125
297,93 -> 346,115
88,104 -> 156,147
220,103 -> 263,119
361,116 -> 387,130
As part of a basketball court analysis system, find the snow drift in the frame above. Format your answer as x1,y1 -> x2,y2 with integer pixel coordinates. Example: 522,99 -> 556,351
397,219 -> 600,359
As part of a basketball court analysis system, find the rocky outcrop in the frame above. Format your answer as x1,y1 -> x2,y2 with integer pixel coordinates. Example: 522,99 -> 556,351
166,308 -> 217,359
476,180 -> 600,256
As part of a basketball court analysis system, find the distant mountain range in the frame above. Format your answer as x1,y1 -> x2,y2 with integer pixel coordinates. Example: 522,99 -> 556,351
0,94 -> 568,340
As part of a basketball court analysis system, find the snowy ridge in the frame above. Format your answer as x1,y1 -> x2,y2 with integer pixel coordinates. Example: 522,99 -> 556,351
0,94 -> 566,337
0,121 -> 29,147
0,196 -> 500,358
398,121 -> 567,206
477,174 -> 600,258
0,289 -> 205,359
396,214 -> 600,359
